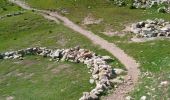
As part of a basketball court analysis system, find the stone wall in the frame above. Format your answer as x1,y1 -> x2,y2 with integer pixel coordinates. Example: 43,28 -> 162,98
0,47 -> 125,100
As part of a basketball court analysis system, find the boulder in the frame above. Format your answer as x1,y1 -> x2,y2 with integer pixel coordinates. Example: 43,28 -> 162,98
89,78 -> 95,84
114,68 -> 125,75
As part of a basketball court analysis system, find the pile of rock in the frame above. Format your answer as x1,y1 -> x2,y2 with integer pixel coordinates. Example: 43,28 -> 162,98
113,0 -> 126,7
0,47 -> 125,100
0,11 -> 25,19
130,18 -> 170,38
133,0 -> 170,13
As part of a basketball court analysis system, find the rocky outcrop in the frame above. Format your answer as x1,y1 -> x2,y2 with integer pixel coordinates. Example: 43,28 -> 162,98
0,47 -> 125,100
130,18 -> 170,38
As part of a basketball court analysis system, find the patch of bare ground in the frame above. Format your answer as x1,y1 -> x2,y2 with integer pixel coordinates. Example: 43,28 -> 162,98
57,36 -> 68,47
20,59 -> 37,66
82,13 -> 103,25
51,64 -> 71,74
102,25 -> 125,37
6,96 -> 14,100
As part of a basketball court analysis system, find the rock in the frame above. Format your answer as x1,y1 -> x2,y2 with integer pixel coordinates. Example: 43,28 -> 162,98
89,93 -> 98,100
6,96 -> 14,100
140,96 -> 147,100
79,92 -> 90,100
110,78 -> 123,84
92,74 -> 99,80
125,96 -> 132,100
89,78 -> 95,84
132,0 -> 170,11
114,68 -> 125,75
92,67 -> 99,75
160,81 -> 168,86
13,54 -> 21,59
102,56 -> 113,62
131,19 -> 170,38
157,6 -> 167,13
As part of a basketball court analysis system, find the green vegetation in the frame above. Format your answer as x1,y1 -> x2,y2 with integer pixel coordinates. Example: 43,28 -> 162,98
0,56 -> 93,100
119,40 -> 170,99
0,0 -> 22,15
25,0 -> 170,99
0,1 -> 123,100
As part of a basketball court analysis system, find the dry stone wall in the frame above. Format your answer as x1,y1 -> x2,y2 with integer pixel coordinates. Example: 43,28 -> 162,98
0,47 -> 125,100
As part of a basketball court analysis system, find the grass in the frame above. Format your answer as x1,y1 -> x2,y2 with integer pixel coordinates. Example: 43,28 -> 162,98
118,40 -> 170,99
0,1 -> 123,100
0,0 -> 22,15
0,56 -> 93,100
24,0 -> 170,99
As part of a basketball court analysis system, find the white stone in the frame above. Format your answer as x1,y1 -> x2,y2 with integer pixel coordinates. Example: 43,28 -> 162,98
125,96 -> 132,100
160,81 -> 168,86
140,96 -> 147,100
114,68 -> 125,75
89,78 -> 95,84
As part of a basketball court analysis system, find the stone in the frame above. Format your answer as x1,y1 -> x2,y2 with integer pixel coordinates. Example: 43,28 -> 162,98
92,74 -> 99,80
13,54 -> 21,59
114,68 -> 125,75
125,96 -> 132,100
131,19 -> 170,38
92,67 -> 99,75
89,93 -> 98,100
50,50 -> 61,59
160,81 -> 168,86
110,78 -> 123,84
140,96 -> 147,100
6,96 -> 14,100
89,78 -> 95,84
102,56 -> 113,62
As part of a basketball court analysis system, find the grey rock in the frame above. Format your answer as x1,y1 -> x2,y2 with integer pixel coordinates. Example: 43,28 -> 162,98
114,68 -> 125,75
89,78 -> 95,84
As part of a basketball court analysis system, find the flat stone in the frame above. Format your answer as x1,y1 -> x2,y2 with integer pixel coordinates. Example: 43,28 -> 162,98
114,68 -> 125,75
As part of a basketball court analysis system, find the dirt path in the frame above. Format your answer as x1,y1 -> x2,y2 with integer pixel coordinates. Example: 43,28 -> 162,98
9,0 -> 140,99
